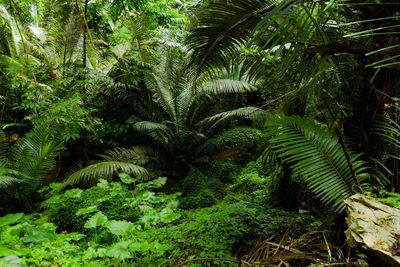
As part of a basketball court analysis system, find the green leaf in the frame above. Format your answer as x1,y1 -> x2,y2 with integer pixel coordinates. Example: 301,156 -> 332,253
21,224 -> 57,243
0,246 -> 22,257
152,177 -> 167,187
76,206 -> 98,216
159,207 -> 181,223
106,241 -> 132,260
64,188 -> 83,198
0,213 -> 23,227
60,232 -> 86,241
105,220 -> 135,236
84,212 -> 108,229
118,173 -> 137,185
129,242 -> 142,252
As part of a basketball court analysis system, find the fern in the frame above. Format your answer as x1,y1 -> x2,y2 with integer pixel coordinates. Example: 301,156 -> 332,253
0,127 -> 60,207
265,116 -> 370,212
64,147 -> 149,187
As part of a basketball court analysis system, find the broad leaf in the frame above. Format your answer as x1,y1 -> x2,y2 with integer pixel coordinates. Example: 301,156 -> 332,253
0,213 -> 23,227
118,173 -> 137,185
106,241 -> 132,260
21,224 -> 57,243
106,220 -> 135,236
84,212 -> 108,229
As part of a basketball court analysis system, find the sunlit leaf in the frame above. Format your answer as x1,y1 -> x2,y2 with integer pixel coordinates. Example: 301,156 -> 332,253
84,212 -> 108,229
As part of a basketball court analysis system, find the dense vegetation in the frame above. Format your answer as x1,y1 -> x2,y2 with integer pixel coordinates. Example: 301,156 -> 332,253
0,0 -> 399,266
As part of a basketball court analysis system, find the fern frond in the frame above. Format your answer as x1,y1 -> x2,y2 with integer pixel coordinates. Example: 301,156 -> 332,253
265,116 -> 370,212
370,118 -> 400,186
64,161 -> 148,187
0,163 -> 30,190
100,147 -> 154,166
10,127 -> 59,182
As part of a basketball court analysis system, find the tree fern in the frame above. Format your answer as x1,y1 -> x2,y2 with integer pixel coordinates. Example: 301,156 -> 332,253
265,116 -> 370,212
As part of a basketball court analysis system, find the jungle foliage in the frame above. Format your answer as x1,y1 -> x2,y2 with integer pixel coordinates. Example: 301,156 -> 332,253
0,0 -> 399,266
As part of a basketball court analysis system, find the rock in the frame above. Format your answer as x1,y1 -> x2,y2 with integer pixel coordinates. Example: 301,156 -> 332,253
345,193 -> 400,266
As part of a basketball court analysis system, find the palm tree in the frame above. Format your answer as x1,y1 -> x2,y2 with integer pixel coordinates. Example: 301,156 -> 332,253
187,0 -> 400,189
131,43 -> 266,173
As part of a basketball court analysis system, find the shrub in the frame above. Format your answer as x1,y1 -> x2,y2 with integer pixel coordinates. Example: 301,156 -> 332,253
176,168 -> 224,209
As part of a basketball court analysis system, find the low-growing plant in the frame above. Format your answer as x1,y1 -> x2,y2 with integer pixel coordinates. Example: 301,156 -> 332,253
230,160 -> 270,202
0,175 -> 183,266
41,175 -> 179,231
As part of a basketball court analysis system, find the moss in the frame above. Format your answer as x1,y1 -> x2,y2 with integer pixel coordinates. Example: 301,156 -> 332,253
194,157 -> 240,182
375,191 -> 400,209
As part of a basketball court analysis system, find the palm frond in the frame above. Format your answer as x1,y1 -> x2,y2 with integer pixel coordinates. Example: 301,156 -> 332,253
187,0 -> 276,70
0,175 -> 22,188
0,4 -> 23,56
198,107 -> 267,129
0,162 -> 30,196
338,1 -> 400,69
64,161 -> 148,187
64,145 -> 149,187
133,121 -> 173,146
265,116 -> 370,212
100,147 -> 154,166
199,76 -> 255,94
373,118 -> 400,151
